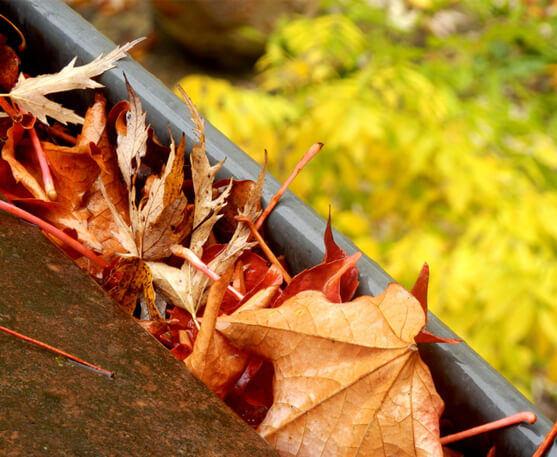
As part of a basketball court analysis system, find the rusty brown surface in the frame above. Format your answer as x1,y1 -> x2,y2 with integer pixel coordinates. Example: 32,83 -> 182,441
0,212 -> 277,457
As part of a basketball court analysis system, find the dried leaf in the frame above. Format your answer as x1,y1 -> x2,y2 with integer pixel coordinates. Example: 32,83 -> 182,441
217,284 -> 444,457
139,134 -> 190,260
185,267 -> 249,398
116,78 -> 147,188
177,85 -> 229,256
104,257 -> 159,319
6,39 -> 142,125
99,177 -> 138,256
1,122 -> 47,200
146,260 -> 191,313
0,38 -> 20,92
104,82 -> 189,260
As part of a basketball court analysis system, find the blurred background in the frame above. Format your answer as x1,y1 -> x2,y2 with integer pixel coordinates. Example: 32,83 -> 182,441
66,0 -> 557,418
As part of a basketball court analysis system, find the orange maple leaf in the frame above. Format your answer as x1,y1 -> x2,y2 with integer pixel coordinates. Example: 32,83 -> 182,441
217,284 -> 444,457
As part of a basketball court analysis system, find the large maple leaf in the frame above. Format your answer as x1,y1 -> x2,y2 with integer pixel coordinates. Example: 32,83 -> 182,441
217,284 -> 444,457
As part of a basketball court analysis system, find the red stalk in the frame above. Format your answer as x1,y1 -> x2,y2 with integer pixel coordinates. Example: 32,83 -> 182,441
175,247 -> 245,301
532,419 -> 557,457
440,411 -> 537,445
0,96 -> 18,119
255,142 -> 323,231
28,126 -> 57,200
0,14 -> 26,51
236,216 -> 291,284
0,325 -> 114,378
0,199 -> 107,269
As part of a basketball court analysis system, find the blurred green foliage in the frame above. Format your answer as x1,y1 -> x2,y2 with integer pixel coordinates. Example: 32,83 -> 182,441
177,0 -> 557,397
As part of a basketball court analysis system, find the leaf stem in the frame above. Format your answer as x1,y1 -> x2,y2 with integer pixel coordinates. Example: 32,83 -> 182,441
255,142 -> 322,231
0,95 -> 18,119
0,14 -> 26,51
48,126 -> 77,145
440,411 -> 537,445
28,126 -> 57,200
236,216 -> 291,284
174,247 -> 245,301
532,418 -> 557,457
0,325 -> 114,378
0,199 -> 108,269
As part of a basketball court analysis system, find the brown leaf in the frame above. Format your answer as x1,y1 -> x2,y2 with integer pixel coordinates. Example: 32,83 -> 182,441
217,284 -> 444,457
177,85 -> 229,256
1,122 -> 48,200
0,38 -> 20,92
185,267 -> 249,398
42,143 -> 99,210
139,134 -> 190,260
104,82 -> 189,261
104,257 -> 160,319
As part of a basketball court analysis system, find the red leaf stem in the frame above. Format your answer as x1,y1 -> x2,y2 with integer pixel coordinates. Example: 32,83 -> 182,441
0,14 -> 26,51
0,325 -> 114,378
440,411 -> 537,445
28,125 -> 57,200
532,418 -> 557,457
0,95 -> 18,118
255,142 -> 322,231
0,199 -> 108,269
175,247 -> 245,301
236,216 -> 291,284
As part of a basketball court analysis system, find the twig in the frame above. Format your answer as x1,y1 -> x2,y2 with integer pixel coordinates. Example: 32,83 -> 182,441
48,125 -> 77,145
28,126 -> 57,200
440,411 -> 537,445
532,418 -> 557,457
174,247 -> 245,301
0,199 -> 107,269
255,142 -> 322,231
0,14 -> 26,51
0,325 -> 114,378
0,95 -> 18,119
236,216 -> 291,284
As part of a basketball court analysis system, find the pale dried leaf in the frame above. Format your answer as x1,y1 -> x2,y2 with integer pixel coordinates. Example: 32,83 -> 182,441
147,260 -> 197,317
217,284 -> 444,457
177,85 -> 230,256
207,160 -> 266,278
116,79 -> 148,188
8,38 -> 143,125
99,177 -> 138,257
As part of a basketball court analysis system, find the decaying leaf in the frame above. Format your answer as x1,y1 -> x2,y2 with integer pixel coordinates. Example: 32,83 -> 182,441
185,267 -> 249,398
217,284 -> 444,457
177,85 -> 230,256
104,256 -> 160,319
104,81 -> 190,260
5,38 -> 143,125
1,121 -> 48,200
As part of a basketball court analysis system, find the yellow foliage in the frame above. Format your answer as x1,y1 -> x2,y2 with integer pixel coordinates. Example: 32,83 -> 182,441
176,12 -> 557,397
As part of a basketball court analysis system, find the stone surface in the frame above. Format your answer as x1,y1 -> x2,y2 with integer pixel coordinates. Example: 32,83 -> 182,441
0,212 -> 277,457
